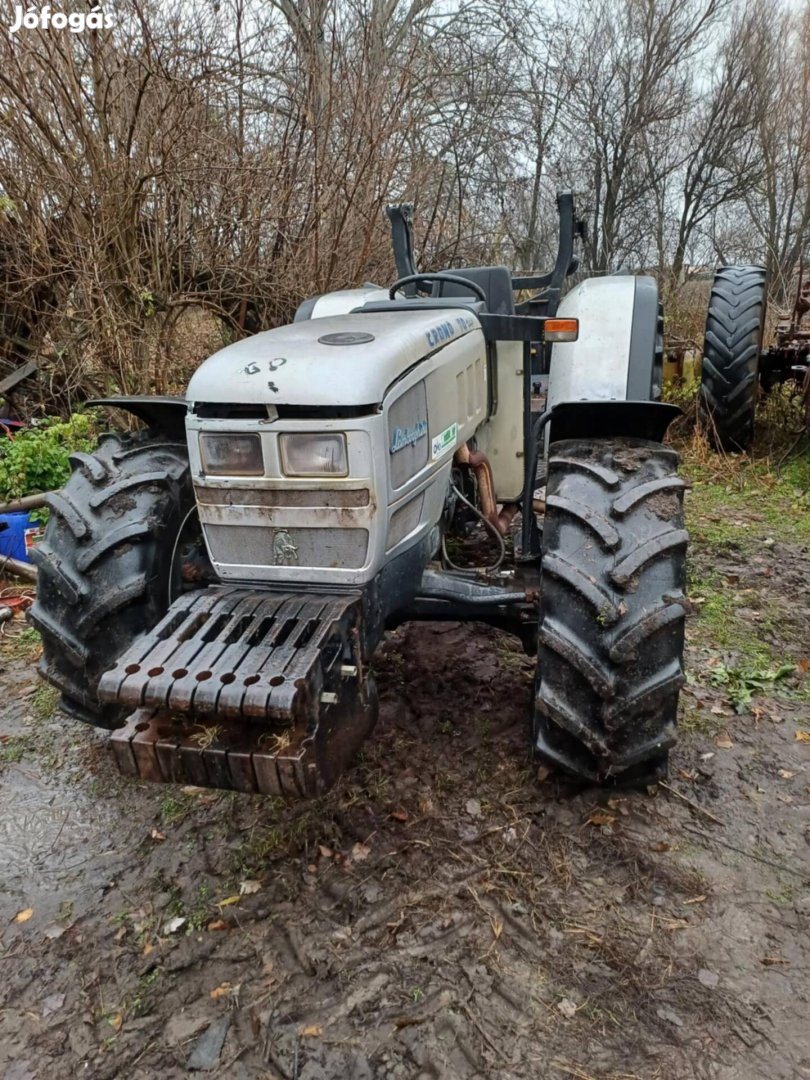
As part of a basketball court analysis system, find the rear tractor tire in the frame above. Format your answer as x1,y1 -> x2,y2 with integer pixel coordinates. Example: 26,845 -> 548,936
534,438 -> 688,785
29,432 -> 203,729
699,265 -> 766,452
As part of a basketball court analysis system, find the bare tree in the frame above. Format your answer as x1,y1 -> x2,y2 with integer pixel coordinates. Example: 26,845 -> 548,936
668,2 -> 771,281
745,6 -> 810,304
564,0 -> 727,273
0,0 -> 808,409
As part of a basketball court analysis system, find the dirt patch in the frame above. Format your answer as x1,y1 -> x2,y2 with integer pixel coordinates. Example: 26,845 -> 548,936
0,493 -> 809,1078
647,491 -> 681,520
610,444 -> 650,472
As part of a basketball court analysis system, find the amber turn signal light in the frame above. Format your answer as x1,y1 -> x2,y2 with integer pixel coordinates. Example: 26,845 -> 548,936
545,318 -> 579,342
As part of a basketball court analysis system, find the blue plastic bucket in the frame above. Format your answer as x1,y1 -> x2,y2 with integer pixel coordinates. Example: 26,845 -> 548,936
0,511 -> 43,564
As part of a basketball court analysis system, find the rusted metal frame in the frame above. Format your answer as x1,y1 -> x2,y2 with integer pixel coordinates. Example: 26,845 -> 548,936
0,491 -> 51,515
110,707 -> 321,796
0,554 -> 38,582
106,587 -> 362,724
264,596 -> 360,722
107,588 -> 368,797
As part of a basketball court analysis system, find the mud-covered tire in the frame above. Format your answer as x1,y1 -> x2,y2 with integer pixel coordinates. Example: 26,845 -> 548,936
29,433 -> 195,728
534,438 -> 688,785
699,266 -> 766,452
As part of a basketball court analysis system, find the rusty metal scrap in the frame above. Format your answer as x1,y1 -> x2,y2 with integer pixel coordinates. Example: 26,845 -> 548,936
760,273 -> 810,406
110,708 -> 321,796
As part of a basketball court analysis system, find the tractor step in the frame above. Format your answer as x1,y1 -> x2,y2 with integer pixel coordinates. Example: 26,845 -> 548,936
101,586 -> 378,795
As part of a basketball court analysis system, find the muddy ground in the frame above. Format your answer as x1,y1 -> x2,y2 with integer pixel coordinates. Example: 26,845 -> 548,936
1,450 -> 809,1080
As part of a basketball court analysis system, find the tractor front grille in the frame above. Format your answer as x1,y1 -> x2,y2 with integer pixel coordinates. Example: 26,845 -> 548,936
194,480 -> 375,578
204,523 -> 369,570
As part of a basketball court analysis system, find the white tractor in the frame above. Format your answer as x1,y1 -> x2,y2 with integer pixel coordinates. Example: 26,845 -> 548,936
31,195 -> 687,794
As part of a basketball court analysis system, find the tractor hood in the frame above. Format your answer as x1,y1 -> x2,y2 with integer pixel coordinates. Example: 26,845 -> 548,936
187,309 -> 481,407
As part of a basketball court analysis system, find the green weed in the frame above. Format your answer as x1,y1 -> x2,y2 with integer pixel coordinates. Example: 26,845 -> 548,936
187,884 -> 213,931
495,636 -> 533,673
682,447 -> 810,546
32,684 -> 59,721
0,735 -> 29,764
677,697 -> 726,737
1,626 -> 42,663
765,883 -> 797,906
128,967 -> 162,1018
708,663 -> 795,713
237,806 -> 321,872
0,412 -> 99,502
160,794 -> 193,826
687,565 -> 775,668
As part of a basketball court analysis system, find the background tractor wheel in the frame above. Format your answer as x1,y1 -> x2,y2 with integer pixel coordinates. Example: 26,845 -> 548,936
699,265 -> 766,452
534,437 -> 688,785
29,432 -> 204,728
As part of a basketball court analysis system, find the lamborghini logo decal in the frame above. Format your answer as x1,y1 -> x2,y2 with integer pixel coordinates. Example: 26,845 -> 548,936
272,530 -> 299,565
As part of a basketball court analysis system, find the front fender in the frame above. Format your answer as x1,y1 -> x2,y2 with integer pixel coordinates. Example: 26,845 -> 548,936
547,400 -> 681,445
87,396 -> 188,441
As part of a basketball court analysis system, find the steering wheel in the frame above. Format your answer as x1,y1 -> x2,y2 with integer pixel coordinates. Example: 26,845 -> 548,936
388,273 -> 487,303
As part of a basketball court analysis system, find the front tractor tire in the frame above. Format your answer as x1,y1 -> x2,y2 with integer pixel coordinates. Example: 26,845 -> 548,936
534,438 -> 688,785
699,265 -> 767,452
30,433 -> 197,729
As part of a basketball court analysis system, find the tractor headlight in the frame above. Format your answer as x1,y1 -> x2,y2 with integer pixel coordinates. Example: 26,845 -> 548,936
200,433 -> 264,476
279,433 -> 348,477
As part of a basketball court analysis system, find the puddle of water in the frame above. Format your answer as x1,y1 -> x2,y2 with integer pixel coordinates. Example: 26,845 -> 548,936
0,773 -> 99,875
0,686 -> 126,926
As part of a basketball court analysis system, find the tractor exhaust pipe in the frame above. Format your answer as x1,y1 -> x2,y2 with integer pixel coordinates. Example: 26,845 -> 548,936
454,444 -> 519,535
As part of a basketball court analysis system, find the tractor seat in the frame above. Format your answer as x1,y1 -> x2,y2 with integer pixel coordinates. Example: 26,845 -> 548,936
431,266 -> 515,316
355,266 -> 515,319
